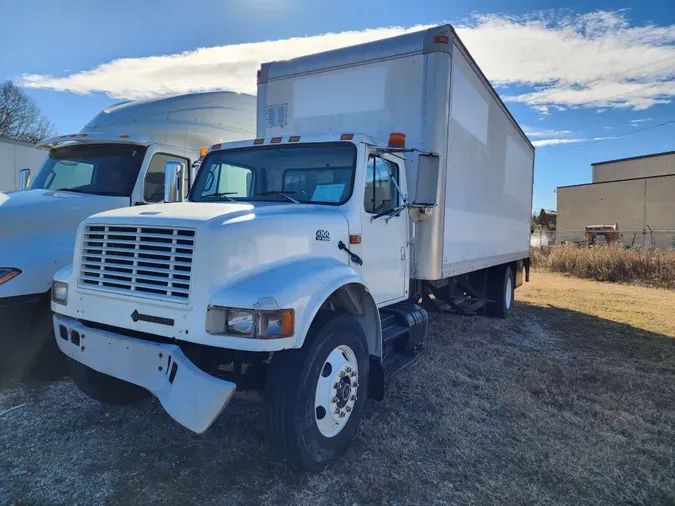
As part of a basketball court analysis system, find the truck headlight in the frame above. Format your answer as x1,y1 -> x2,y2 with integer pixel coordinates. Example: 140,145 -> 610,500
206,307 -> 254,337
206,307 -> 294,338
52,281 -> 68,305
0,268 -> 21,286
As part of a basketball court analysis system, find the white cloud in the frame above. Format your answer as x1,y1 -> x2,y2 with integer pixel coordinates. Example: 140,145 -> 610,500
630,117 -> 652,126
531,138 -> 585,147
523,126 -> 573,137
18,10 -> 675,112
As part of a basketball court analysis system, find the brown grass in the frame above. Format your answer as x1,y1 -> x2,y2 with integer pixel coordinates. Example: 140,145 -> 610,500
532,244 -> 675,288
1,272 -> 674,505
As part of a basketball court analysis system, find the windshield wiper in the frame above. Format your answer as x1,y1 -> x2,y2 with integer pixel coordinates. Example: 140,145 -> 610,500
255,191 -> 299,203
58,187 -> 88,194
202,192 -> 237,202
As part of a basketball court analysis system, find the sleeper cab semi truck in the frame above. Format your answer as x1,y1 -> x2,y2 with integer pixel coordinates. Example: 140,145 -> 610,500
0,92 -> 255,380
51,25 -> 534,470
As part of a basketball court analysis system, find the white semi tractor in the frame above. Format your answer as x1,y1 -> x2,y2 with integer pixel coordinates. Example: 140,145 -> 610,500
0,92 -> 255,380
51,25 -> 534,470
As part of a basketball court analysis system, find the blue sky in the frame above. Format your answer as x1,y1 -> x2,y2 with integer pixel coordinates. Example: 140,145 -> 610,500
1,0 -> 674,211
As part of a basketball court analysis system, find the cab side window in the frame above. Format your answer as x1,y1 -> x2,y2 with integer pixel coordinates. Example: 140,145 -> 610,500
364,156 -> 399,213
144,153 -> 190,203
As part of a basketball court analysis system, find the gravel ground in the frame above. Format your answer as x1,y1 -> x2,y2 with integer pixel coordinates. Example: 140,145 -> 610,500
1,273 -> 674,505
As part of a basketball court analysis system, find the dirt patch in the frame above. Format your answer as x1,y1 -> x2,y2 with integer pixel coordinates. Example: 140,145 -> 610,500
1,272 -> 674,505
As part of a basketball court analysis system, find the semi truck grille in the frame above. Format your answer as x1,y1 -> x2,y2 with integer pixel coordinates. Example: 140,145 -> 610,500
78,225 -> 195,303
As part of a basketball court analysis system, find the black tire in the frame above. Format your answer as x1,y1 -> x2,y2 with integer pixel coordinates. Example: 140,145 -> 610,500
485,265 -> 514,319
0,293 -> 67,385
263,312 -> 369,471
70,360 -> 149,405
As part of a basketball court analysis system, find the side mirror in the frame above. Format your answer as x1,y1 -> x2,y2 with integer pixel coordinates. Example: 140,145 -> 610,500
408,154 -> 440,223
164,161 -> 185,203
17,168 -> 31,190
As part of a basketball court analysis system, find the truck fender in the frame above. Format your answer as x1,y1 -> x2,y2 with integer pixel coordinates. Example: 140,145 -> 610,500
208,256 -> 382,356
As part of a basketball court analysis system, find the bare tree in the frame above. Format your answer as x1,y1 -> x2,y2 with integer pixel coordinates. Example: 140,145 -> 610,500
0,81 -> 55,143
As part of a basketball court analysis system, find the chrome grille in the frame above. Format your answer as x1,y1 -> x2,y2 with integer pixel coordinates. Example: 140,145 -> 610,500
79,224 -> 195,303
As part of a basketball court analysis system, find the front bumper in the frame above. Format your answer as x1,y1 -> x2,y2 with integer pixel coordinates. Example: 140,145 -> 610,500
54,314 -> 236,433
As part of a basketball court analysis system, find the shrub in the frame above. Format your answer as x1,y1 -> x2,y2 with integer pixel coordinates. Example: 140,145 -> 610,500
531,244 -> 675,289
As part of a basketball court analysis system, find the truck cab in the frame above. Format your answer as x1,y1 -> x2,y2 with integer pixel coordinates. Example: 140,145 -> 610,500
50,25 -> 532,470
0,91 -> 255,381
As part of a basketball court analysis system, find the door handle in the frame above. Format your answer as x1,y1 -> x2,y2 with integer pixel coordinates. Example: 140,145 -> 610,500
401,247 -> 405,260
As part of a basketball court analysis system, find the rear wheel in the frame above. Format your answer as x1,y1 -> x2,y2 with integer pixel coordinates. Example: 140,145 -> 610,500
70,360 -> 149,405
485,265 -> 514,319
263,312 -> 369,471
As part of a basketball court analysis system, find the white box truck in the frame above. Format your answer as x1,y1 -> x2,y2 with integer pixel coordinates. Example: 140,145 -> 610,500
51,25 -> 534,470
0,92 -> 255,381
0,136 -> 46,192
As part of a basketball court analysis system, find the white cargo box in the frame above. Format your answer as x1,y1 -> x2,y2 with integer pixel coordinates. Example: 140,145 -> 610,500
257,25 -> 534,280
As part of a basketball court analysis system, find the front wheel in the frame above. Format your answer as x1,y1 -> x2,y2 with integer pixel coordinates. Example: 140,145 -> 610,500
263,312 -> 369,471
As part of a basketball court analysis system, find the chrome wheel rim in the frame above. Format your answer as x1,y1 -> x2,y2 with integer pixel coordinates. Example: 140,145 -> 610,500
314,344 -> 359,438
505,275 -> 513,309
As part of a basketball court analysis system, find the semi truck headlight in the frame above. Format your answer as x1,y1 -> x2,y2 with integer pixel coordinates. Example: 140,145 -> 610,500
206,307 -> 294,338
52,281 -> 68,305
0,268 -> 21,286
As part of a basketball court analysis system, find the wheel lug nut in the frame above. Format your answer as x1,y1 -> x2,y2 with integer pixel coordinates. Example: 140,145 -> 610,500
332,396 -> 339,403
350,395 -> 356,401
350,371 -> 356,377
345,406 -> 352,412
346,366 -> 352,373
339,412 -> 346,418
352,381 -> 359,388
333,382 -> 339,388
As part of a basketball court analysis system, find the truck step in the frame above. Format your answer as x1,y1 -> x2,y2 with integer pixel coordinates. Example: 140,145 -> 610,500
382,323 -> 409,345
383,352 -> 418,378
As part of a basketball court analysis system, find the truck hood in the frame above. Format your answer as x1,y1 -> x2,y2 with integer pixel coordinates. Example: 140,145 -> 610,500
0,189 -> 129,242
82,201 -> 352,306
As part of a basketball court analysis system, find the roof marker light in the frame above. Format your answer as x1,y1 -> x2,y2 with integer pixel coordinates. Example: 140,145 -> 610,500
69,134 -> 77,138
340,134 -> 354,140
120,134 -> 129,138
253,138 -> 264,145
211,143 -> 222,150
388,132 -> 406,148
288,136 -> 301,142
80,133 -> 88,137
271,137 -> 282,144
434,35 -> 449,44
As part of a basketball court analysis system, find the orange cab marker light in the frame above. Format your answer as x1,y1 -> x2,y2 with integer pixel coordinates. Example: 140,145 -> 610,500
69,134 -> 77,138
388,132 -> 406,148
340,133 -> 354,140
211,143 -> 222,150
271,137 -> 282,144
288,136 -> 301,142
349,235 -> 362,245
80,133 -> 88,137
59,135 -> 67,139
120,134 -> 129,138
0,269 -> 21,285
199,146 -> 208,157
253,138 -> 265,145
434,35 -> 449,43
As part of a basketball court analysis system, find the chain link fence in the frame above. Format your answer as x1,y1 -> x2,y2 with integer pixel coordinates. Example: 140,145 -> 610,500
531,229 -> 675,250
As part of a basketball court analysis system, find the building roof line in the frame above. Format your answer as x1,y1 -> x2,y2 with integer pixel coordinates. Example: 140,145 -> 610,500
591,149 -> 675,166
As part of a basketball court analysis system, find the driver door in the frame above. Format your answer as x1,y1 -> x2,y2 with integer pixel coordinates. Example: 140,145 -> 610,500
359,153 -> 408,305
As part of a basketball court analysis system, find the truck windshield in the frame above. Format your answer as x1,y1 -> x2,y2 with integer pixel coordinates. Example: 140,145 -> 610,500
31,144 -> 148,197
190,143 -> 356,205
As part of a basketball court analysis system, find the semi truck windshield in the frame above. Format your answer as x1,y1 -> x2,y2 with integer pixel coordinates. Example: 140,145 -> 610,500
31,144 -> 148,197
190,143 -> 356,205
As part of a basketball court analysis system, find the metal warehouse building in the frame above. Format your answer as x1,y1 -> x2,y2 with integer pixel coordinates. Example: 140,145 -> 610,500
557,151 -> 675,249
0,136 -> 45,192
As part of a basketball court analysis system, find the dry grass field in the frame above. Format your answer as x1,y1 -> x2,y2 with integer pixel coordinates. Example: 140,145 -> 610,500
533,244 -> 675,289
1,271 -> 674,505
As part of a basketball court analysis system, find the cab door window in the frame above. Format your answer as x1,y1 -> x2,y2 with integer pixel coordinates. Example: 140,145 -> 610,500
143,153 -> 190,202
364,156 -> 399,214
